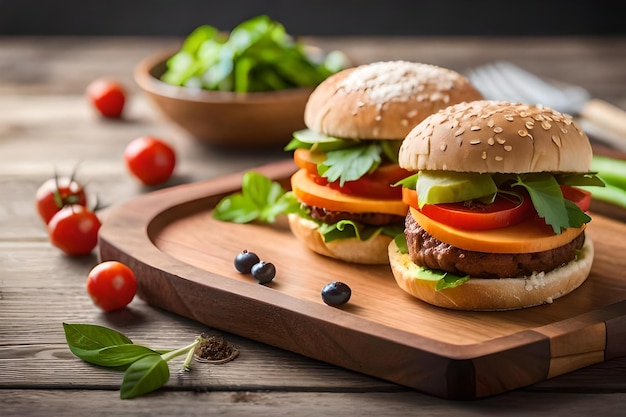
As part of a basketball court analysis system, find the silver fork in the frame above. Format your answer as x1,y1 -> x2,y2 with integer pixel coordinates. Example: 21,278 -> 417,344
466,61 -> 626,150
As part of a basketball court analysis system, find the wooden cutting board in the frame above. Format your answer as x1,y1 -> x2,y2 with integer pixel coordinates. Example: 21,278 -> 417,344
98,160 -> 626,400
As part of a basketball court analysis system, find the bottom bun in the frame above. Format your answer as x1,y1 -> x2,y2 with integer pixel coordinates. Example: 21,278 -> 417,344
287,214 -> 393,264
388,238 -> 594,311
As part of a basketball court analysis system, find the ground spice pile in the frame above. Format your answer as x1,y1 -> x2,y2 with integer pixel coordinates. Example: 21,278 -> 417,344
194,335 -> 239,363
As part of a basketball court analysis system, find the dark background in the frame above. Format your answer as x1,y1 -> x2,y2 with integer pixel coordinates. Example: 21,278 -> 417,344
1,0 -> 625,37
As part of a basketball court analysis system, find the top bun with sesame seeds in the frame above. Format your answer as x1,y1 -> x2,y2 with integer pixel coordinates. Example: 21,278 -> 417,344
286,61 -> 484,265
304,61 -> 484,141
389,100 -> 600,311
399,100 -> 593,173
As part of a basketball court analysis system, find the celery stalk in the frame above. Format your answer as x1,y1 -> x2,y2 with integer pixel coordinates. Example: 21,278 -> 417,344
592,155 -> 626,190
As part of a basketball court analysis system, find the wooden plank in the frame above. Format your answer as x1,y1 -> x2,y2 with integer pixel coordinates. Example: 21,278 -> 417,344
2,389 -> 626,417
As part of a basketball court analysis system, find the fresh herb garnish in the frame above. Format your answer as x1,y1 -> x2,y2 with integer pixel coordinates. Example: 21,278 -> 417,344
286,129 -> 402,185
212,172 -> 304,223
318,143 -> 383,186
318,220 -> 403,243
161,15 -> 347,92
63,323 -> 212,399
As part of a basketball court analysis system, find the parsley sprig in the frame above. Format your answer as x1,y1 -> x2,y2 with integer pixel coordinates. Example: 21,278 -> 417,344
212,172 -> 303,223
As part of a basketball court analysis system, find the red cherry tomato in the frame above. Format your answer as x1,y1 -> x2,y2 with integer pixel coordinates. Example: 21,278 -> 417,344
403,188 -> 534,230
36,176 -> 88,224
86,261 -> 137,312
124,136 -> 176,186
561,185 -> 592,212
294,148 -> 408,200
47,205 -> 101,256
86,78 -> 126,118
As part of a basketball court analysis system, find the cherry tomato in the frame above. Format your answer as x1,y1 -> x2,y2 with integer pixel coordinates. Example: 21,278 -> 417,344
403,187 -> 533,230
294,148 -> 408,200
124,136 -> 176,186
36,176 -> 88,224
86,78 -> 126,118
561,185 -> 592,212
47,205 -> 101,256
86,261 -> 137,312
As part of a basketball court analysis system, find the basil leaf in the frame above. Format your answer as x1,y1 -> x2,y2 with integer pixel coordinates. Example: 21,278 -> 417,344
512,174 -> 570,234
556,172 -> 605,187
72,344 -> 159,369
319,143 -> 382,185
564,199 -> 591,227
120,354 -> 170,399
63,323 -> 133,351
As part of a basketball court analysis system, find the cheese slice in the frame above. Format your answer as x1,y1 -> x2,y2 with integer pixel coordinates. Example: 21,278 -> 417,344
291,169 -> 408,216
410,207 -> 585,254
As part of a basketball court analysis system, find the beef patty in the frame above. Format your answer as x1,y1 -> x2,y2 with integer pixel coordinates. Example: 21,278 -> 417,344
405,211 -> 585,279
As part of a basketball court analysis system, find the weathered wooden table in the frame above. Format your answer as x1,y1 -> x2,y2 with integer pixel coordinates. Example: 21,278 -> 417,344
1,36 -> 625,416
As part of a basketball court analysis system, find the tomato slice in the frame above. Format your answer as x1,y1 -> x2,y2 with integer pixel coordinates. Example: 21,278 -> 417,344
561,185 -> 591,212
293,148 -> 409,199
402,187 -> 533,230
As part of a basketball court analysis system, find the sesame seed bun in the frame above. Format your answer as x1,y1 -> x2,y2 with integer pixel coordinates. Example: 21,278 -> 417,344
399,100 -> 593,173
304,61 -> 483,140
287,214 -> 393,264
388,237 -> 594,311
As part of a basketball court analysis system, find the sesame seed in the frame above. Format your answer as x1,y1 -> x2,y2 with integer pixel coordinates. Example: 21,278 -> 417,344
504,145 -> 513,151
496,137 -> 506,144
561,128 -> 568,134
495,156 -> 504,162
487,137 -> 495,146
518,130 -> 528,137
407,110 -> 418,118
519,111 -> 528,117
401,119 -> 409,126
504,114 -> 514,121
440,143 -> 447,151
552,135 -> 562,147
471,126 -> 481,131
455,127 -> 465,136
481,151 -> 487,160
525,121 -> 535,129
375,115 -> 382,122
493,126 -> 503,133
470,139 -> 481,145
487,119 -> 495,128
541,121 -> 552,130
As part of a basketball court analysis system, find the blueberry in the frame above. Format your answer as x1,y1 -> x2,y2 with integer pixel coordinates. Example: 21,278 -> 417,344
321,281 -> 351,306
234,250 -> 260,273
251,261 -> 276,284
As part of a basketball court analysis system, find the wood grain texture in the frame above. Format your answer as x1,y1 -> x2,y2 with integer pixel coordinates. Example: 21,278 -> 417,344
98,160 -> 626,399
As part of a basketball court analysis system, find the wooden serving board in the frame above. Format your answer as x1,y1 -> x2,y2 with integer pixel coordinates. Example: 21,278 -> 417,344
98,160 -> 626,400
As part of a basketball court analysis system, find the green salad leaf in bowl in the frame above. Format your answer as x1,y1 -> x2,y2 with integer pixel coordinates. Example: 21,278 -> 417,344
161,15 -> 349,93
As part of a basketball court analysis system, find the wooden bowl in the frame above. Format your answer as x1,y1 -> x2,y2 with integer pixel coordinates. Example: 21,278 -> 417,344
134,50 -> 313,147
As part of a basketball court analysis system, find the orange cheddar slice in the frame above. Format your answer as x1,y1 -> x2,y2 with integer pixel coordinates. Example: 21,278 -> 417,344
409,207 -> 585,254
291,169 -> 408,216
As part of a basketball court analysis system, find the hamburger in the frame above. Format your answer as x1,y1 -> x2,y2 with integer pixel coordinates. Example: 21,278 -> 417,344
389,100 -> 604,310
285,61 -> 483,264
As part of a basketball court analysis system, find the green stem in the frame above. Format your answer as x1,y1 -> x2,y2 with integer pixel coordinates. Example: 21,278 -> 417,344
160,338 -> 201,363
